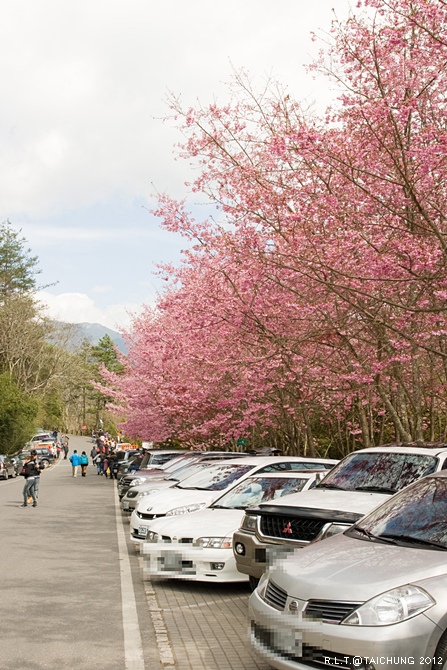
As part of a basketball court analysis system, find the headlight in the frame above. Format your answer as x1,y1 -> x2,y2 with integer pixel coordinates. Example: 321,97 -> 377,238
241,514 -> 257,531
138,490 -> 155,497
313,522 -> 351,542
130,478 -> 144,487
165,502 -> 207,516
194,537 -> 232,549
146,531 -> 159,542
343,585 -> 435,626
257,572 -> 270,601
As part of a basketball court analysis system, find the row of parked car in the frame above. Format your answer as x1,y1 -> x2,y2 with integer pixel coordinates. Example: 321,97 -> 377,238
0,432 -> 57,480
118,442 -> 447,669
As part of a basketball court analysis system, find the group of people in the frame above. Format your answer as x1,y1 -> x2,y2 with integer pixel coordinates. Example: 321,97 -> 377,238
20,430 -> 122,507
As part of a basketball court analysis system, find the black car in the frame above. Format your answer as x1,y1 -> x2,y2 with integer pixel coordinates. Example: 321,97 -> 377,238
18,447 -> 54,468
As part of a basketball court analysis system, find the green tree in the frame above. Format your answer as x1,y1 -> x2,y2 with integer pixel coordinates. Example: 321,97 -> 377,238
0,220 -> 41,301
0,373 -> 38,453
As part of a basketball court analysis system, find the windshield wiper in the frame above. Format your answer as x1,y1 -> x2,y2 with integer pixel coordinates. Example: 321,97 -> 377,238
211,504 -> 231,510
379,534 -> 447,551
350,526 -> 398,544
354,486 -> 397,494
317,483 -> 347,490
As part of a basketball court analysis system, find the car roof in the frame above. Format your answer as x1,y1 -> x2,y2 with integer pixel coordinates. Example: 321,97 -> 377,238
248,470 -> 324,479
350,442 -> 447,457
205,456 -> 336,466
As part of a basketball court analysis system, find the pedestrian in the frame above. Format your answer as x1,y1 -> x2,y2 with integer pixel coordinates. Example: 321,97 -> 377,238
62,434 -> 69,459
56,442 -> 62,459
80,451 -> 89,477
69,450 -> 81,477
93,451 -> 103,475
20,452 -> 41,507
103,453 -> 110,478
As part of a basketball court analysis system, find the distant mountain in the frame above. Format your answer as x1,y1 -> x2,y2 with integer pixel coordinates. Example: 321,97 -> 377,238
77,323 -> 128,353
54,321 -> 128,354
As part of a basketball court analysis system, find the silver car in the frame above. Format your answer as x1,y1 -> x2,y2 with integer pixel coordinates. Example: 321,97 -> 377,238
249,470 -> 447,670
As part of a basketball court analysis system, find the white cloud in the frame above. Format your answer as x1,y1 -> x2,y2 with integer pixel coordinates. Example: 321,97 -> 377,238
37,290 -> 143,331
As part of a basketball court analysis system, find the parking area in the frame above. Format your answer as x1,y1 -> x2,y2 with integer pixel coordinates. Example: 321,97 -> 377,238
142,576 -> 270,670
125,520 -> 270,670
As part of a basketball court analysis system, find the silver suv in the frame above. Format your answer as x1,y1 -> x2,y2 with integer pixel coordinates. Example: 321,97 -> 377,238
233,442 -> 447,587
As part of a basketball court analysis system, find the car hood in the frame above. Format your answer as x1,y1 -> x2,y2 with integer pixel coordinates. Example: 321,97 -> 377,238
257,488 -> 387,519
135,487 -> 219,514
270,533 -> 447,602
141,507 -> 245,539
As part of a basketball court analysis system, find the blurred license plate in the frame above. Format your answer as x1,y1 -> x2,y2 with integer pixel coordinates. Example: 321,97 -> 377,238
122,501 -> 129,510
161,553 -> 184,571
274,629 -> 302,656
138,526 -> 148,537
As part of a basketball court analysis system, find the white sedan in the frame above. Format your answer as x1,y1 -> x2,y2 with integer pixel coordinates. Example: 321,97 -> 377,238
141,471 -> 324,582
130,456 -> 337,545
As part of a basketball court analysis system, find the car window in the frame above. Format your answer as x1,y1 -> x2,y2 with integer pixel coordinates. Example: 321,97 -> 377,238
318,452 -> 437,493
178,463 -> 254,491
212,476 -> 311,509
351,477 -> 447,548
257,461 -> 329,473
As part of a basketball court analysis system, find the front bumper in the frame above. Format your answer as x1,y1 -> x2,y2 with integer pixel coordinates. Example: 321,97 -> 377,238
233,529 -> 303,579
248,588 -> 441,670
142,542 -> 248,583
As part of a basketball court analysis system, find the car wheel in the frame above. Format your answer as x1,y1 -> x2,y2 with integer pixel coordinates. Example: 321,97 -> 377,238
249,576 -> 259,591
41,459 -> 49,468
433,631 -> 447,668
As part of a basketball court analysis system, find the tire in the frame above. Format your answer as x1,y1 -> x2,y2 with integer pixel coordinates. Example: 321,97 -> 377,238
249,576 -> 259,591
433,630 -> 447,668
41,459 -> 49,468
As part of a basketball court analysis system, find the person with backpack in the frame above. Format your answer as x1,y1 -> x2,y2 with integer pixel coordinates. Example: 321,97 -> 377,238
80,451 -> 89,477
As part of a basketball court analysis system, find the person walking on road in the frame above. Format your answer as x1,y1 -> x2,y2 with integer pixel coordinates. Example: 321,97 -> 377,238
20,452 -> 41,507
69,450 -> 81,477
80,451 -> 89,477
62,434 -> 69,459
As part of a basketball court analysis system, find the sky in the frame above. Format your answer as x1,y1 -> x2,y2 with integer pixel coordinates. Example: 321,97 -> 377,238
1,0 -> 351,332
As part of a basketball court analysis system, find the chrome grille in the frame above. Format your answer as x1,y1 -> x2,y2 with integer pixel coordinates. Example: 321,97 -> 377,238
304,600 -> 361,623
264,580 -> 287,611
260,515 -> 325,542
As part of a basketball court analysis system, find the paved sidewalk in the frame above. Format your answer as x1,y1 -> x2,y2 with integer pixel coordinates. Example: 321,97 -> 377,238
141,573 -> 270,670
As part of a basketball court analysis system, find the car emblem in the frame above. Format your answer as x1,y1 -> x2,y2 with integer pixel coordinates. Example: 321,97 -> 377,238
282,522 -> 293,534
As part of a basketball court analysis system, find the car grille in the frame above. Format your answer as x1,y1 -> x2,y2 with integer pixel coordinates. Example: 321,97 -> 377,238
264,580 -> 288,611
304,600 -> 361,623
139,513 -> 158,520
252,621 -> 359,669
259,515 -> 325,542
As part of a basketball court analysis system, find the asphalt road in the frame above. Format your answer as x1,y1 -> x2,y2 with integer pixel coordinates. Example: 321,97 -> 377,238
1,437 -> 271,670
0,435 -> 158,670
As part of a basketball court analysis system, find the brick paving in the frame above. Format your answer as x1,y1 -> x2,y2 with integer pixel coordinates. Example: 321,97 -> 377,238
142,573 -> 271,670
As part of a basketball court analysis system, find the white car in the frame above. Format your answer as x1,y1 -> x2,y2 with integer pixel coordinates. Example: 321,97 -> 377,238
121,459 -> 229,512
141,471 -> 325,583
130,456 -> 338,545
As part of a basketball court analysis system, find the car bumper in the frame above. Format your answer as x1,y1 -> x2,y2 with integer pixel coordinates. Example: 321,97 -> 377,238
233,529 -> 303,580
142,543 -> 248,583
121,498 -> 138,512
248,588 -> 441,670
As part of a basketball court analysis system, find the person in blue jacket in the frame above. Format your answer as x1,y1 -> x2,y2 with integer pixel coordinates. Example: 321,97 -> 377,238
69,450 -> 81,477
80,451 -> 89,477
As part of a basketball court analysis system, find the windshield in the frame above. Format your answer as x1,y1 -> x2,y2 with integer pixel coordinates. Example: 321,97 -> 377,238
211,476 -> 310,509
178,463 -> 254,491
347,477 -> 447,549
167,462 -> 209,481
318,452 -> 437,493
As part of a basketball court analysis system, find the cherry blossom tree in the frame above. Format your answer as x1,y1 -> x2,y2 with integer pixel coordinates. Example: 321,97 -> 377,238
106,0 -> 447,453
